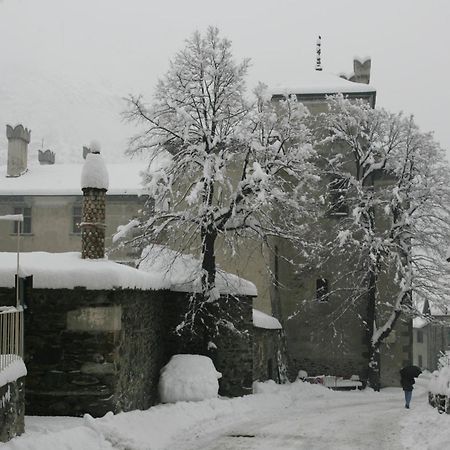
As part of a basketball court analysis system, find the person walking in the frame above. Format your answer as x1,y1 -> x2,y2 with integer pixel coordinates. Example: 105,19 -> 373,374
400,365 -> 422,409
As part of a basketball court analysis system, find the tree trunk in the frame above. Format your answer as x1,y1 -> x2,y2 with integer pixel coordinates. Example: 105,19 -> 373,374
366,269 -> 381,391
201,225 -> 217,295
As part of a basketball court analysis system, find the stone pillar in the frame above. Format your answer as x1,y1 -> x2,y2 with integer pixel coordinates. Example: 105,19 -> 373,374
81,188 -> 107,259
6,125 -> 31,177
80,150 -> 109,259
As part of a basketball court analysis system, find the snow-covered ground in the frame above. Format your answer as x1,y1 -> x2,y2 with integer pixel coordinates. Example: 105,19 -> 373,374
4,375 -> 449,450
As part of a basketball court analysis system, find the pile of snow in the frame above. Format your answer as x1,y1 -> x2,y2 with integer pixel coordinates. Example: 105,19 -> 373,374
0,252 -> 168,291
158,355 -> 222,403
80,152 -> 109,190
0,357 -> 27,387
429,367 -> 450,395
138,245 -> 257,297
252,308 -> 282,329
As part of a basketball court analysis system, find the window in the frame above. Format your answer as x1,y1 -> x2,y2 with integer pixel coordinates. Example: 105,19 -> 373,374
13,207 -> 32,234
316,278 -> 329,302
328,176 -> 349,216
418,355 -> 423,367
72,205 -> 82,234
416,330 -> 424,343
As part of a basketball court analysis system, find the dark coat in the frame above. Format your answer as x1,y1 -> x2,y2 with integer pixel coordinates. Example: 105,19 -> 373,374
400,374 -> 415,391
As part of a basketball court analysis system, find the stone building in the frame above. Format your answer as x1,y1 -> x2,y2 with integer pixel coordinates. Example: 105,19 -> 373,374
218,58 -> 411,387
268,60 -> 410,387
413,300 -> 450,371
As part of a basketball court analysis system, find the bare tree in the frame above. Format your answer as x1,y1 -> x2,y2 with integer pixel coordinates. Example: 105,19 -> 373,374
307,95 -> 450,389
121,28 -> 316,342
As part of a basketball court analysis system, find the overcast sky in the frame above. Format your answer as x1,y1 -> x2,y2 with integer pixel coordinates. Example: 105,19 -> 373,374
0,0 -> 449,162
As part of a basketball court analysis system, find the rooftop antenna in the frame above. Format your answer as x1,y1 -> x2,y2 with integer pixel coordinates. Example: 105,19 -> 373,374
315,35 -> 323,71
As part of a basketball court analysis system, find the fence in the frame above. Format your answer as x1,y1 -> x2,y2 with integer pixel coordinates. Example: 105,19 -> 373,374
0,306 -> 24,373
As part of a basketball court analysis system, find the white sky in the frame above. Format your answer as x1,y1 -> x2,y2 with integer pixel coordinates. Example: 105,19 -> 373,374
0,0 -> 449,161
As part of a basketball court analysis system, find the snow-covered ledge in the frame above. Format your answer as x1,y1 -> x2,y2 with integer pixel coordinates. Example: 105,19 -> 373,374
0,358 -> 27,389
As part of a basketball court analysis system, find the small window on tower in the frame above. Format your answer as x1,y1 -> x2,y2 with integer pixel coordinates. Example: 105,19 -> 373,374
316,278 -> 329,302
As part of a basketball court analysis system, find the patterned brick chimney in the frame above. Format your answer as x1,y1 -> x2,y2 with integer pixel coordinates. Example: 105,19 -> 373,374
80,147 -> 109,259
6,124 -> 31,177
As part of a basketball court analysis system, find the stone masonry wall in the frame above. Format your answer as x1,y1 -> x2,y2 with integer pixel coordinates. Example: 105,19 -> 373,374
253,328 -> 285,383
163,294 -> 254,398
0,378 -> 25,442
22,287 -> 172,416
0,286 -> 254,417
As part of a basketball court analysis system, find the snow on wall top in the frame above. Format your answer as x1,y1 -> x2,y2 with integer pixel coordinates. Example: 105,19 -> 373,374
253,308 -> 282,330
138,245 -> 257,297
81,152 -> 109,190
0,252 -> 168,290
0,249 -> 256,296
0,358 -> 27,388
271,70 -> 376,96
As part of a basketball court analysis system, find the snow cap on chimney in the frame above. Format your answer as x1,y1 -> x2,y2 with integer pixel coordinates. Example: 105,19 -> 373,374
81,150 -> 109,191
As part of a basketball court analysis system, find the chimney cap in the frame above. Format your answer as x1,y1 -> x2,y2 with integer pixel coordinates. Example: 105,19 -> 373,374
81,152 -> 109,190
6,124 -> 31,143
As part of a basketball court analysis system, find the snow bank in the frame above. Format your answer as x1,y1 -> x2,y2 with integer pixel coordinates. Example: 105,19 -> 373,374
429,367 -> 450,395
0,357 -> 27,387
0,252 -> 167,291
6,426 -> 114,450
158,355 -> 222,403
252,308 -> 282,329
139,245 -> 257,297
81,152 -> 109,190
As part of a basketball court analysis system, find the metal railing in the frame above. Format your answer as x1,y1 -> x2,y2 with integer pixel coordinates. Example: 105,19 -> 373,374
0,306 -> 24,373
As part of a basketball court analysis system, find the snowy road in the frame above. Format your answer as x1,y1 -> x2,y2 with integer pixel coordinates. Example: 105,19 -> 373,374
7,377 -> 449,450
172,390 -> 404,450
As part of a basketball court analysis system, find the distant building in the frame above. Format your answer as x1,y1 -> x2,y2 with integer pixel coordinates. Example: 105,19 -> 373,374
0,126 -> 148,262
413,300 -> 450,371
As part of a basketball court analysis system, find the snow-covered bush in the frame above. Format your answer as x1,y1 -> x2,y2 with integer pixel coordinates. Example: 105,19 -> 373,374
297,370 -> 308,380
428,367 -> 450,395
158,354 -> 222,403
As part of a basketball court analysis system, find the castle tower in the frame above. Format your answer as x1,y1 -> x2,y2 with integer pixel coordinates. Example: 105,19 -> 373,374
80,147 -> 109,259
6,124 -> 31,177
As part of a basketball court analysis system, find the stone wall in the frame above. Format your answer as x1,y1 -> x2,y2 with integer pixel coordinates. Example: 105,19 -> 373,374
0,378 -> 25,442
0,286 -> 254,417
163,294 -> 254,397
22,287 -> 180,416
253,328 -> 286,383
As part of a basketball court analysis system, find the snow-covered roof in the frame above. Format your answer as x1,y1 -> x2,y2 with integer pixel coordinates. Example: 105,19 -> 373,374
138,245 -> 257,297
0,249 -> 257,297
0,252 -> 168,290
413,317 -> 428,329
0,163 -> 143,196
253,308 -> 282,330
271,70 -> 376,96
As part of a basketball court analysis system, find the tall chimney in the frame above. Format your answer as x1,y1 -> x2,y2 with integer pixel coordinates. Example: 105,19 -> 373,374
6,124 -> 31,177
80,147 -> 109,259
352,58 -> 371,84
